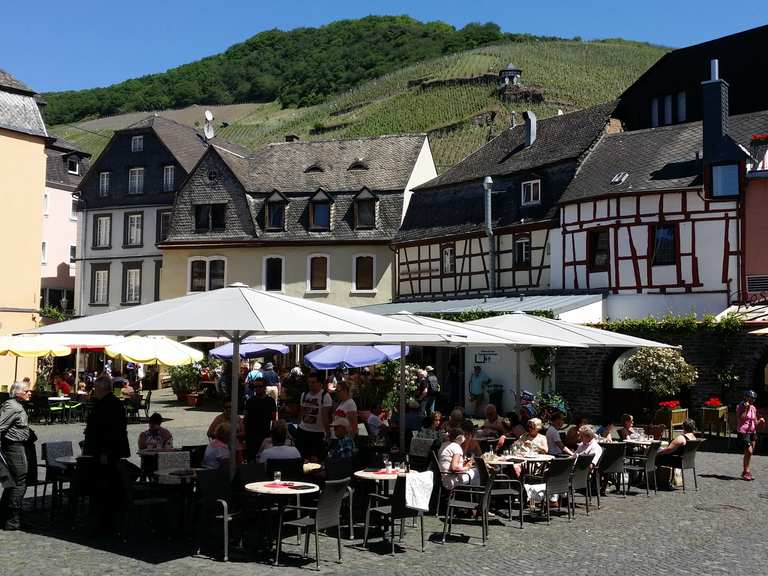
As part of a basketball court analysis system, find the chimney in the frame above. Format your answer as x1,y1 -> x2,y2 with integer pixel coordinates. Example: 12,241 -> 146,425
285,134 -> 300,143
523,111 -> 537,147
483,176 -> 496,296
701,58 -> 729,161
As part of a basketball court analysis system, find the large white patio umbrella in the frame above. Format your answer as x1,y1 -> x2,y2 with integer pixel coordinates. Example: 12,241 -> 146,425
468,311 -> 674,348
29,283 -> 455,471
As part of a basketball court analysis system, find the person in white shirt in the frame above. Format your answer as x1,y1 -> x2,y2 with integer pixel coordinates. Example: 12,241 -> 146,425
259,421 -> 301,464
546,412 -> 574,456
297,372 -> 333,461
332,381 -> 357,438
438,428 -> 479,489
575,425 -> 603,468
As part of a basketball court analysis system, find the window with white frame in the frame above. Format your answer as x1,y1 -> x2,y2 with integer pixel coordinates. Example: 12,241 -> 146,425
123,264 -> 141,304
41,242 -> 47,264
67,157 -> 79,175
125,213 -> 143,246
131,135 -> 143,152
711,164 -> 740,197
163,165 -> 175,192
515,235 -> 531,267
70,245 -> 76,263
70,194 -> 78,220
264,256 -> 284,291
128,167 -> 144,195
521,180 -> 541,206
91,265 -> 109,304
157,210 -> 172,243
188,258 -> 226,293
441,244 -> 456,275
353,255 -> 375,292
93,215 -> 111,248
307,255 -> 329,292
99,172 -> 110,196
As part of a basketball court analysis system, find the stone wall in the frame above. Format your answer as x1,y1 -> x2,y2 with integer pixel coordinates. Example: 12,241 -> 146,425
554,327 -> 768,420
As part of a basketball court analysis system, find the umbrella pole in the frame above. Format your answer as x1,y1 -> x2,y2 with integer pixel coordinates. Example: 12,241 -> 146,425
229,332 -> 240,478
516,347 -> 521,408
399,342 -> 406,453
75,347 -> 81,379
13,356 -> 18,381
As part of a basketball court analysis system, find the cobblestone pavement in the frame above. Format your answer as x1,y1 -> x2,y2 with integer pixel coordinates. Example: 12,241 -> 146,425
2,394 -> 766,576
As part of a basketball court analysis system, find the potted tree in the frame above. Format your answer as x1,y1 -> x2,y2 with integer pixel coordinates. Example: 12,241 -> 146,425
620,347 -> 697,436
169,364 -> 200,403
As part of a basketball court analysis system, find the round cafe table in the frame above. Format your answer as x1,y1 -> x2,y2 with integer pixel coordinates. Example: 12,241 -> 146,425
354,468 -> 405,497
246,481 -> 320,496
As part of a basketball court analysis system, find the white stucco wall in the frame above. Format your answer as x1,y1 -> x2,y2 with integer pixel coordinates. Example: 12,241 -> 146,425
401,137 -> 438,223
604,292 -> 729,320
464,346 -> 540,414
41,185 -> 77,289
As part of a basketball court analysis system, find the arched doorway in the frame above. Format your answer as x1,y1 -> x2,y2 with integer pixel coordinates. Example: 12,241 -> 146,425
602,348 -> 651,421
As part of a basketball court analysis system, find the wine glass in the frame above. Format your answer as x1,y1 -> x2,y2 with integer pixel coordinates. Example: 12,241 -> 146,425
273,470 -> 282,483
382,455 -> 390,470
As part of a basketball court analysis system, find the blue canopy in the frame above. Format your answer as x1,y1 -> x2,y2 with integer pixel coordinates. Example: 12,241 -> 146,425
210,342 -> 289,360
303,344 -> 408,370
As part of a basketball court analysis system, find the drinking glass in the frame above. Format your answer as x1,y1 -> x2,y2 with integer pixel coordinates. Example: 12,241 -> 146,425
382,455 -> 390,470
273,471 -> 282,483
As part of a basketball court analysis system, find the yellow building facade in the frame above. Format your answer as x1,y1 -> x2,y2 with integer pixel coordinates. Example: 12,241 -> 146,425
0,70 -> 49,385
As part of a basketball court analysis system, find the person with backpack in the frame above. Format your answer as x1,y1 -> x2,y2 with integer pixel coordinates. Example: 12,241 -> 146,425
736,389 -> 765,481
296,372 -> 333,462
424,365 -> 440,415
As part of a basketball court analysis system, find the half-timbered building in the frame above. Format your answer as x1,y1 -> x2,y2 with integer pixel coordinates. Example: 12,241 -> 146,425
394,101 -> 619,301
556,64 -> 768,318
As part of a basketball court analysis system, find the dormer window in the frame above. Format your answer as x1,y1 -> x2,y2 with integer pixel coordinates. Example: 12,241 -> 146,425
348,159 -> 368,171
265,191 -> 288,231
711,163 -> 740,197
521,179 -> 541,206
353,188 -> 377,229
131,135 -> 143,152
67,157 -> 79,175
304,163 -> 324,174
309,189 -> 332,230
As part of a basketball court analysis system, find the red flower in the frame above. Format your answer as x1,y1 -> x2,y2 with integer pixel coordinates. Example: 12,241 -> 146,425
658,400 -> 681,409
703,396 -> 722,407
752,133 -> 768,142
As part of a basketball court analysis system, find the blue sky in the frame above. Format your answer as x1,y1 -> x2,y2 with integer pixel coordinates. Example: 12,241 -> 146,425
3,0 -> 765,92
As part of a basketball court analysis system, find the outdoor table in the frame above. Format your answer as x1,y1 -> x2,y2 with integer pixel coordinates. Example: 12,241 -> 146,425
354,467 -> 405,497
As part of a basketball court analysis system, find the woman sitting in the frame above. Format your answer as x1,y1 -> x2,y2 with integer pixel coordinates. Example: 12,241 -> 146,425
259,420 -> 301,464
493,412 -> 527,453
460,419 -> 482,458
596,418 -> 614,442
442,408 -> 464,432
617,413 -> 635,441
438,428 -> 479,489
575,425 -> 603,469
565,416 -> 589,450
655,419 -> 697,467
202,422 -> 231,470
510,418 -> 549,478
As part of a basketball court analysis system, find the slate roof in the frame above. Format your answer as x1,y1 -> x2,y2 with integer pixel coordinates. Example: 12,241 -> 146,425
122,115 -> 247,173
0,68 -> 35,95
226,134 -> 427,194
415,101 -> 618,190
46,138 -> 91,190
560,109 -> 768,204
0,69 -> 47,139
166,134 -> 427,244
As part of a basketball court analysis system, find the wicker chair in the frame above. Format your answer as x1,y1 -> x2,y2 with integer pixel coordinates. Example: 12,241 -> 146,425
477,457 -> 524,529
596,442 -> 627,497
364,474 -> 426,555
623,441 -> 661,496
537,457 -> 576,524
570,453 -> 596,515
441,466 -> 492,545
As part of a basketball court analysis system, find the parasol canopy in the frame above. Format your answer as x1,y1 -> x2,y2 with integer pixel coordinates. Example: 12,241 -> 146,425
105,336 -> 204,366
304,344 -> 409,369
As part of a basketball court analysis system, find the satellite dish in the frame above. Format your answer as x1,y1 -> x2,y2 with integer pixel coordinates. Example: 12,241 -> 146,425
203,110 -> 215,140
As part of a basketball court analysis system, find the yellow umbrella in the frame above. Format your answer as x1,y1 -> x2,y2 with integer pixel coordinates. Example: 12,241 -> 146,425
0,335 -> 71,358
105,335 -> 203,366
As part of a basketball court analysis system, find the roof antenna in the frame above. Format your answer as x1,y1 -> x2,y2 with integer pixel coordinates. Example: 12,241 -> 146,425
203,110 -> 215,142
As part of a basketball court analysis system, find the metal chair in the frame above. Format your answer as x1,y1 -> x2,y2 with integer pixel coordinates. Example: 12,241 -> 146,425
364,474 -> 425,555
623,441 -> 661,496
663,438 -> 704,492
276,477 -> 350,569
324,456 -> 356,539
537,457 -> 575,524
441,466 -> 492,545
194,467 -> 240,561
477,457 -> 524,529
431,450 -> 454,517
139,389 -> 152,421
570,453 -> 595,515
156,451 -> 190,485
596,442 -> 627,497
41,441 -> 73,511
182,445 -> 208,469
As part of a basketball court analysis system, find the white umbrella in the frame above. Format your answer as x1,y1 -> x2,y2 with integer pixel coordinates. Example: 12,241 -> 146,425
28,283 -> 453,472
105,336 -> 204,366
468,311 -> 673,348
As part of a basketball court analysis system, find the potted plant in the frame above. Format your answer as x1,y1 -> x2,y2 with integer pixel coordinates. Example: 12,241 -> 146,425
620,348 -> 697,432
169,364 -> 200,403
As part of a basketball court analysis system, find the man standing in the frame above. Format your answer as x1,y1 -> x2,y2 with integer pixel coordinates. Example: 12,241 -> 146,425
245,376 -> 277,461
297,372 -> 332,462
262,362 -> 281,400
84,376 -> 129,533
425,365 -> 439,415
0,381 -> 32,530
244,362 -> 263,401
468,365 -> 491,418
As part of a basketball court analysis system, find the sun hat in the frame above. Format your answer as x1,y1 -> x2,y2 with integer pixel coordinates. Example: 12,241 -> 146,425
425,365 -> 434,372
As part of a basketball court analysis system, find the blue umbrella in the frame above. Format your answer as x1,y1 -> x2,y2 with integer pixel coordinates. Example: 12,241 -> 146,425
210,342 -> 289,360
304,344 -> 408,370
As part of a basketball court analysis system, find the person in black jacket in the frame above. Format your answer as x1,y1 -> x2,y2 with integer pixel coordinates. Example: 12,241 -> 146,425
84,375 -> 129,533
0,381 -> 32,530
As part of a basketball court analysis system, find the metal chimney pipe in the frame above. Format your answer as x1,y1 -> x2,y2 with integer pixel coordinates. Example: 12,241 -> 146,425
483,176 -> 496,296
710,59 -> 719,81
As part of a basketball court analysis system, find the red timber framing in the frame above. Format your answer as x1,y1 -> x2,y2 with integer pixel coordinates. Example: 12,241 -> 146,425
560,188 -> 740,296
395,223 -> 551,300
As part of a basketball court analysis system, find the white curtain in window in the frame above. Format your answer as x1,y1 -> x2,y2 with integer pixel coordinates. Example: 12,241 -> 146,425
126,268 -> 141,303
97,217 -> 110,247
94,270 -> 108,303
127,214 -> 142,245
